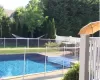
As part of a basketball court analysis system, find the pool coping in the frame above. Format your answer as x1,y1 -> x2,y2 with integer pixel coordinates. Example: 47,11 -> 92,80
2,69 -> 68,80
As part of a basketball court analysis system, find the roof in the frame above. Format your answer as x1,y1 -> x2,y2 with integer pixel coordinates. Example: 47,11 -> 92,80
4,9 -> 14,17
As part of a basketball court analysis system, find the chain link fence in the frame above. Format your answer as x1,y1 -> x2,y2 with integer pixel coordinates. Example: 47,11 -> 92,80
0,38 -> 80,80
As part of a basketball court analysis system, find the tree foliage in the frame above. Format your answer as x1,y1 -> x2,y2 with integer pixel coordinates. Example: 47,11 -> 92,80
0,0 -> 99,38
0,7 -> 5,21
13,7 -> 26,36
0,7 -> 5,27
24,0 -> 44,37
1,16 -> 12,37
47,18 -> 56,39
42,0 -> 99,36
0,7 -> 12,37
12,0 -> 45,38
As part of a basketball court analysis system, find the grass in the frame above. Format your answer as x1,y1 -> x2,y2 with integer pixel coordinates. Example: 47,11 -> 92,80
0,47 -> 60,54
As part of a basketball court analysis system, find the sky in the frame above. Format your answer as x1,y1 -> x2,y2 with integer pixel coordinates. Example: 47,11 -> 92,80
0,0 -> 30,10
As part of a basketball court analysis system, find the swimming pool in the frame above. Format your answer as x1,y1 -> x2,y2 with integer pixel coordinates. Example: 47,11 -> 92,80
0,54 -> 71,78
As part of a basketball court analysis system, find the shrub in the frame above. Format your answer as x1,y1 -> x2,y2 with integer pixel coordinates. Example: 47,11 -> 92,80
44,42 -> 59,47
63,64 -> 79,80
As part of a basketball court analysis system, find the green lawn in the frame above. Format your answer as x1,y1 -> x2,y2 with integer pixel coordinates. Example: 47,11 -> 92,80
0,47 -> 60,54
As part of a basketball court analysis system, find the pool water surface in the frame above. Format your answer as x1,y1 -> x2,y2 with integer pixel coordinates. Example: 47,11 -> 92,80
0,54 -> 64,78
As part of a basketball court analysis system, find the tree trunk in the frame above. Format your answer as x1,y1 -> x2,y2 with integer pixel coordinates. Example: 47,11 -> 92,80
31,31 -> 33,38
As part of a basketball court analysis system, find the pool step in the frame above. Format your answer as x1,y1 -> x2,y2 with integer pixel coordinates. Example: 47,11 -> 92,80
47,56 -> 74,67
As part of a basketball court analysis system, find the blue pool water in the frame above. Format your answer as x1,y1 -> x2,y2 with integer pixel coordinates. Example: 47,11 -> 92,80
0,54 -> 71,78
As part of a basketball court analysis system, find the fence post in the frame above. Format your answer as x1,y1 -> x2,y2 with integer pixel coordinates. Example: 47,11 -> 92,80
27,38 -> 29,48
4,38 -> 5,48
79,35 -> 89,80
74,39 -> 77,57
38,38 -> 39,48
16,38 -> 17,48
23,47 -> 26,80
44,46 -> 47,77
62,46 -> 65,75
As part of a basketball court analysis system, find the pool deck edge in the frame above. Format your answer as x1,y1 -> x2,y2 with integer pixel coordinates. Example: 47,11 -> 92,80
2,69 -> 68,80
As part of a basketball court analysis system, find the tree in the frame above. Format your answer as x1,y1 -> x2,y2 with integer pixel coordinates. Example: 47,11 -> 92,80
41,16 -> 49,38
0,7 -> 5,22
0,7 -> 4,37
25,0 -> 45,37
13,7 -> 26,36
1,16 -> 12,37
12,0 -> 45,38
42,0 -> 99,36
0,7 -> 12,37
47,18 -> 56,39
50,18 -> 56,39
